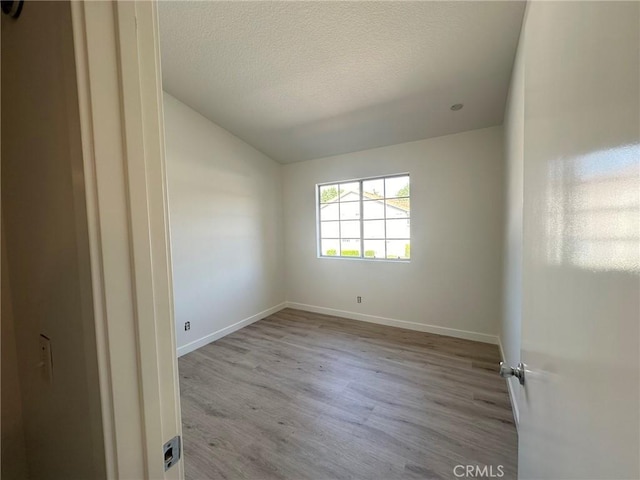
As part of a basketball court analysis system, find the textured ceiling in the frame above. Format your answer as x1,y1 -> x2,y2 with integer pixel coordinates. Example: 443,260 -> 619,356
159,1 -> 525,164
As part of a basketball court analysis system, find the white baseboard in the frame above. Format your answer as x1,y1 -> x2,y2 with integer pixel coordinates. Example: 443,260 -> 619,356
177,303 -> 287,357
285,301 -> 499,345
498,337 -> 520,429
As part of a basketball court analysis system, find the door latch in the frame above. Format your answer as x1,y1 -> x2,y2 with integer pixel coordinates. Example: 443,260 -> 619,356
163,435 -> 181,471
499,361 -> 525,385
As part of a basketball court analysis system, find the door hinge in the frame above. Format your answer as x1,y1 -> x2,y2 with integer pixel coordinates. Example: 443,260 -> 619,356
163,435 -> 181,471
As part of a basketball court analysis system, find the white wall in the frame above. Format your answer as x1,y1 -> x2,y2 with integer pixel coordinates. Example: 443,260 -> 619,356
1,222 -> 28,480
283,127 -> 504,342
1,3 -> 105,478
0,16 -> 27,480
164,93 -> 285,356
500,10 -> 525,424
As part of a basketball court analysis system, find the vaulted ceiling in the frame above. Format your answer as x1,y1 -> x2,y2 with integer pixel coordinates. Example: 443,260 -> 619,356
159,1 -> 525,164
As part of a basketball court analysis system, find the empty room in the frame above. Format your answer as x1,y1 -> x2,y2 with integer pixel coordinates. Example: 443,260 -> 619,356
160,1 -> 518,478
1,1 -> 638,480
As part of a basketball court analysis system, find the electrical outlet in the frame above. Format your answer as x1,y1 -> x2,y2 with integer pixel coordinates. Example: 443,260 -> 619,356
39,334 -> 53,383
357,296 -> 362,303
184,321 -> 191,331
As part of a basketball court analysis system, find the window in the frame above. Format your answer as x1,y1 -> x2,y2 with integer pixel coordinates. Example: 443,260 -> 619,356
318,174 -> 410,260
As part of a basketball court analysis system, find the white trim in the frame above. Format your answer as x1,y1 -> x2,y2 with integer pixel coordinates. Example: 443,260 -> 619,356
177,303 -> 288,357
71,2 -> 182,478
72,3 -> 147,477
498,337 -> 520,429
71,3 -> 117,476
285,302 -> 499,345
316,255 -> 410,264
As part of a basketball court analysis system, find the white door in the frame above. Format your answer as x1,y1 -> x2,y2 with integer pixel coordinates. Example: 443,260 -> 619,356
517,2 -> 639,478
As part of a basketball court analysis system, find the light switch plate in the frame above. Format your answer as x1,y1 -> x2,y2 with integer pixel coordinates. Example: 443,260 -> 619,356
39,334 -> 53,383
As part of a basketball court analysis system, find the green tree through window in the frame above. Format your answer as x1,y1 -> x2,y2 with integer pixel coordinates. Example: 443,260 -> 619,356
321,186 -> 339,203
397,183 -> 409,197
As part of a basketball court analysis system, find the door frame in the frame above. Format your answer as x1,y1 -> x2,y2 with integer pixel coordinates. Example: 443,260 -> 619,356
71,1 -> 183,478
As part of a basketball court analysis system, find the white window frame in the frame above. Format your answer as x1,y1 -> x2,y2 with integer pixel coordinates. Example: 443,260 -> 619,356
316,173 -> 411,262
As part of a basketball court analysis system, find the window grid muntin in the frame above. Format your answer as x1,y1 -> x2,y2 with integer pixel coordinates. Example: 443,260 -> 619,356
318,173 -> 410,261
383,179 -> 387,258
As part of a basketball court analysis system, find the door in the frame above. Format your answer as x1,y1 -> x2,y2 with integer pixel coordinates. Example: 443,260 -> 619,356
518,2 -> 639,478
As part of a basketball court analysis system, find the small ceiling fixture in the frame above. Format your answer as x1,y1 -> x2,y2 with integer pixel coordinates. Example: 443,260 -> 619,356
450,103 -> 464,111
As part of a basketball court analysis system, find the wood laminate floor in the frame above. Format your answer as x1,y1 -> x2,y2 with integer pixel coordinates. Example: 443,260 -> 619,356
179,309 -> 517,480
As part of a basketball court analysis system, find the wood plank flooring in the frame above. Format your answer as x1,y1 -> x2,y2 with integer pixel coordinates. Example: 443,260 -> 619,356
179,309 -> 518,480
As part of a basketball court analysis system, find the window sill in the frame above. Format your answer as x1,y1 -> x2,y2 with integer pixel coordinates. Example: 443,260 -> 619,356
317,255 -> 410,263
